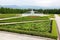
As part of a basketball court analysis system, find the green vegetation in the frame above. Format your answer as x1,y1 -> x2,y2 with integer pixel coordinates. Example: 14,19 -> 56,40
0,7 -> 30,14
0,20 -> 50,32
48,14 -> 55,18
0,18 -> 58,39
34,9 -> 60,14
0,16 -> 49,23
0,13 -> 58,39
58,14 -> 60,16
0,14 -> 17,18
0,7 -> 60,14
51,20 -> 58,37
0,20 -> 52,38
0,7 -> 58,40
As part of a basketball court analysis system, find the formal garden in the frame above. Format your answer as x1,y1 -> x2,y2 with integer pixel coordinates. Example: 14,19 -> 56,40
0,16 -> 58,39
0,7 -> 58,40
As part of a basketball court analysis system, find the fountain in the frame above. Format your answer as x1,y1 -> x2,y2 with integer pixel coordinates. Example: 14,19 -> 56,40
22,9 -> 49,17
31,9 -> 34,15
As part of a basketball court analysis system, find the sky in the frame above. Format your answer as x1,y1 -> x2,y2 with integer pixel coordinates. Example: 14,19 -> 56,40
0,0 -> 60,8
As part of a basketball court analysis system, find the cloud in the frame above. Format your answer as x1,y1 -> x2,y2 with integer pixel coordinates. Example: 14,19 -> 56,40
0,0 -> 22,5
0,0 -> 60,8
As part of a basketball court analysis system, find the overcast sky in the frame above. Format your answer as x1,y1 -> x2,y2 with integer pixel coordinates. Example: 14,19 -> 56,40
0,0 -> 60,8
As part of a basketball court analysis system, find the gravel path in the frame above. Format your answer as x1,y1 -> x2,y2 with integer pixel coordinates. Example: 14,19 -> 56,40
0,31 -> 55,40
55,14 -> 60,40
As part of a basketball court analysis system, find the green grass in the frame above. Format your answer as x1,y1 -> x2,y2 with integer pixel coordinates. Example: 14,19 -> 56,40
58,14 -> 60,16
0,16 -> 49,23
51,20 -> 58,37
49,14 -> 55,18
43,20 -> 58,39
0,14 -> 18,18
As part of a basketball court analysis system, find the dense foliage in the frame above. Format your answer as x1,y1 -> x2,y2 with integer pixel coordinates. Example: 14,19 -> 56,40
0,7 -> 31,14
0,7 -> 60,14
34,9 -> 60,14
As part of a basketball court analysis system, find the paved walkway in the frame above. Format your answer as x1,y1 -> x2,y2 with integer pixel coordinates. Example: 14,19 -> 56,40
0,31 -> 55,40
55,14 -> 60,40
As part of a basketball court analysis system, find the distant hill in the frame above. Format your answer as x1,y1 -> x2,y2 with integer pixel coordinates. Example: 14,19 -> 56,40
0,5 -> 47,9
0,5 -> 60,9
0,5 -> 19,8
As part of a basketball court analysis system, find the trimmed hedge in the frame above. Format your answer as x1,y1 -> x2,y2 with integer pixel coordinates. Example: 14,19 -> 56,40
0,20 -> 57,39
0,28 -> 57,39
0,21 -> 50,32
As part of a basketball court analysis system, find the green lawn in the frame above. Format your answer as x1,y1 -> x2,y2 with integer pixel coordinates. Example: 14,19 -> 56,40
0,14 -> 18,18
0,16 -> 49,23
58,14 -> 60,16
49,14 -> 55,18
51,20 -> 58,37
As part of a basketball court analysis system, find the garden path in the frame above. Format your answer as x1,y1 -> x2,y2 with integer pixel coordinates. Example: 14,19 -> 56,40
0,31 -> 55,40
0,20 -> 49,25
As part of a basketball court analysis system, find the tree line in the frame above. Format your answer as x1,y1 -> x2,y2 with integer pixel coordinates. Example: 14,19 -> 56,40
0,7 -> 60,14
34,9 -> 60,14
0,7 -> 31,14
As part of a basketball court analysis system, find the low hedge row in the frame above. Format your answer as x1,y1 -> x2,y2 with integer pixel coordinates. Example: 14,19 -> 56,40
0,27 -> 57,39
